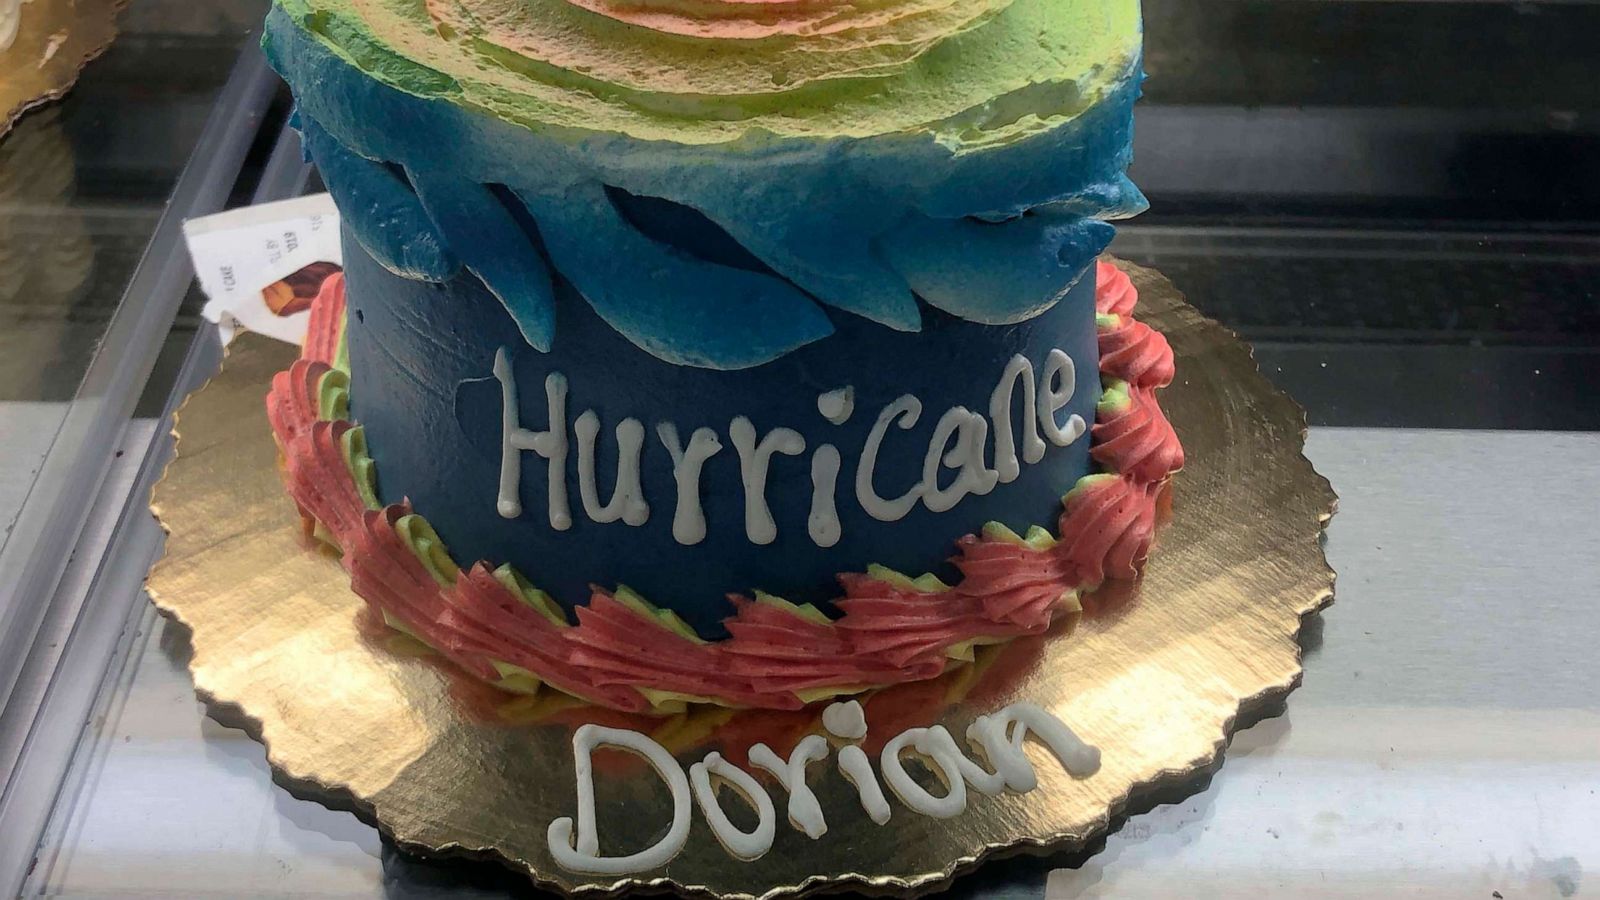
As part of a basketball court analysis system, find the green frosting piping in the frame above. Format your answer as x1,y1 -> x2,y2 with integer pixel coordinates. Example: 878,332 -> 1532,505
614,585 -> 708,645
752,590 -> 832,626
332,309 -> 351,374
338,426 -> 382,511
1064,472 -> 1119,507
981,521 -> 1059,551
491,563 -> 568,627
314,302 -> 1124,708
395,513 -> 460,587
381,609 -> 425,642
315,367 -> 350,421
866,563 -> 953,593
487,660 -> 546,696
272,0 -> 1141,148
1097,377 -> 1132,415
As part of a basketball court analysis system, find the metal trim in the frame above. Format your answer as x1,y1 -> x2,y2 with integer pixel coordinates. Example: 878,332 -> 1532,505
0,45 -> 304,897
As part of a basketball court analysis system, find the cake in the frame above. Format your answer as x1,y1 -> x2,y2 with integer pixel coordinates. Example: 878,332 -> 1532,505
262,0 -> 1181,712
0,0 -> 31,53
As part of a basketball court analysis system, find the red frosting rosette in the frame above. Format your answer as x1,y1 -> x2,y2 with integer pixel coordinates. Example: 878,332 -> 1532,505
264,261 -> 1183,711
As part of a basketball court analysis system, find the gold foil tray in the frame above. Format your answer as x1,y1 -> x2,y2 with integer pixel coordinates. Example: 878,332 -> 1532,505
148,260 -> 1337,898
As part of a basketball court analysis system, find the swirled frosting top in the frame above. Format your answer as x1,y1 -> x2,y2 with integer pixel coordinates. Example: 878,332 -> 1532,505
273,0 -> 1141,148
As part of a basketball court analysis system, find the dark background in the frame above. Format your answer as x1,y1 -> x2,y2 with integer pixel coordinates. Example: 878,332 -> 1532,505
1128,0 -> 1600,429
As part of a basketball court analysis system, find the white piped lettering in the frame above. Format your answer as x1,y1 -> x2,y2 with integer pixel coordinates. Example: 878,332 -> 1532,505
730,418 -> 806,546
690,752 -> 776,861
856,395 -> 925,523
495,349 -> 571,530
657,423 -> 721,546
547,725 -> 691,875
991,354 -> 1046,483
546,703 -> 1100,875
574,412 -> 649,526
1038,349 -> 1087,448
749,736 -> 830,839
922,407 -> 1000,514
492,346 -> 1086,548
808,444 -> 844,548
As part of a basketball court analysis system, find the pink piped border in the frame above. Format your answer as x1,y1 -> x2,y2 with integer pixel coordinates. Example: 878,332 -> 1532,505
265,263 -> 1183,711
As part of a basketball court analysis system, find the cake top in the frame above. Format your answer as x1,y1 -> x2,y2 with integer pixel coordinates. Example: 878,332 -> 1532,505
0,0 -> 29,52
266,0 -> 1147,369
272,0 -> 1141,148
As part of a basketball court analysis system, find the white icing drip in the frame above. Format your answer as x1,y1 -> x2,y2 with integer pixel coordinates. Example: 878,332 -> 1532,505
856,395 -> 924,523
808,445 -> 843,548
837,745 -> 892,825
656,423 -> 722,546
879,727 -> 968,819
547,725 -> 691,875
816,387 -> 856,425
748,735 -> 830,839
966,703 -> 1102,789
991,354 -> 1046,484
822,701 -> 868,740
1038,349 -> 1087,448
689,752 -> 776,861
729,417 -> 806,546
495,349 -> 571,530
574,412 -> 650,526
922,407 -> 1000,514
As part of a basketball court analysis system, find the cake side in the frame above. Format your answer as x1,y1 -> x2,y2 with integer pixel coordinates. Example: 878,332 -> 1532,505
266,262 -> 1183,712
261,0 -> 1163,669
339,231 -> 1106,632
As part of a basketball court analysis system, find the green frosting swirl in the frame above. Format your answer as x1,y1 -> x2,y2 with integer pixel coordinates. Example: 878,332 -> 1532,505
273,0 -> 1141,148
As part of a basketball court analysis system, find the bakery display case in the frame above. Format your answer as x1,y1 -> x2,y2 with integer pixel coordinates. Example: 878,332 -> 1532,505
0,1 -> 1596,897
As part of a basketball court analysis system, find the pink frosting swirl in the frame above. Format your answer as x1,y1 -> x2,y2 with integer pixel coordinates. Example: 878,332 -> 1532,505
1095,261 -> 1138,316
303,272 -> 345,365
1098,313 -> 1176,389
1093,387 -> 1185,484
267,359 -> 329,449
261,262 -> 1184,709
1055,476 -> 1159,585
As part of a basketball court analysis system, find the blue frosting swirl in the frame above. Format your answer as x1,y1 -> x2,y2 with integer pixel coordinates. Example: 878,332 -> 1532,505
265,5 -> 1146,370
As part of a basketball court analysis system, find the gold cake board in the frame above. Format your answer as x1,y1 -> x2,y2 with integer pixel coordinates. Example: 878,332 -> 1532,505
148,260 -> 1337,898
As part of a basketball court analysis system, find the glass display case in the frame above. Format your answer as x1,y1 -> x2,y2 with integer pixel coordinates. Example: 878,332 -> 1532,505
1,1 -> 1596,897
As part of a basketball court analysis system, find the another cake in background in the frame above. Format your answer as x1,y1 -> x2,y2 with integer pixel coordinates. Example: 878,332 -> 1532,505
0,0 -> 33,53
262,0 -> 1182,711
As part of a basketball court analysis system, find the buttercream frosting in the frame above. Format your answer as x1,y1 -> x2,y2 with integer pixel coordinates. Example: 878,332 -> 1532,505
264,1 -> 1148,369
264,262 -> 1183,711
273,0 -> 1140,148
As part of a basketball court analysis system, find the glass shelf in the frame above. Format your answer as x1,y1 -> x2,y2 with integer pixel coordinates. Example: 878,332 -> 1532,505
0,0 -> 282,763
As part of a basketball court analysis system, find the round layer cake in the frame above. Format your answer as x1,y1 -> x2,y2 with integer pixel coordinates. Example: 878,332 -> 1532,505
263,0 -> 1174,708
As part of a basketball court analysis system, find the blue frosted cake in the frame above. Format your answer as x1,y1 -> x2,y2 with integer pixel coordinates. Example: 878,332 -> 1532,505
263,0 -> 1182,711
